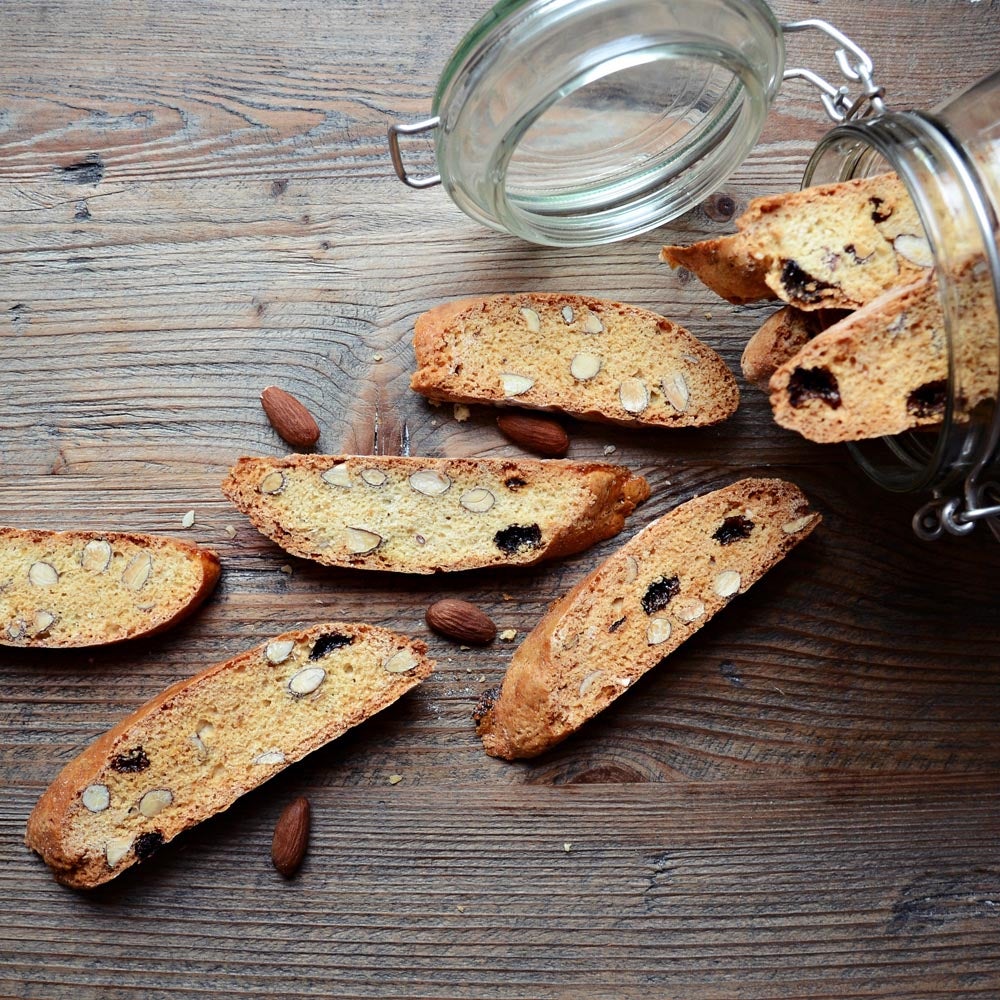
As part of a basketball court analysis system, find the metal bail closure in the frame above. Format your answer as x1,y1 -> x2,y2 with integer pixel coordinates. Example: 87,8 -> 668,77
781,19 -> 887,123
388,116 -> 442,189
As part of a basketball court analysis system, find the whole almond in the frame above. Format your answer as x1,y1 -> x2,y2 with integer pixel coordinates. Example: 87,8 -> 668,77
426,598 -> 497,645
271,796 -> 310,877
261,386 -> 321,450
496,413 -> 569,457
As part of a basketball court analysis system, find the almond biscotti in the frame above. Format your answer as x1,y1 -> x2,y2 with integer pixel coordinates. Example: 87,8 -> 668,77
475,479 -> 819,759
769,258 -> 998,442
741,307 -> 847,390
25,622 -> 433,888
222,455 -> 649,574
661,173 -> 931,310
1,528 -> 220,648
410,293 -> 739,427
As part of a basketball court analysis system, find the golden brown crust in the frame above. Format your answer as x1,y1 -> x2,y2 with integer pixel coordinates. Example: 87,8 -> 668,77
477,478 -> 819,759
26,622 -> 433,888
221,454 -> 649,574
0,528 -> 220,648
659,235 -> 774,305
741,308 -> 849,390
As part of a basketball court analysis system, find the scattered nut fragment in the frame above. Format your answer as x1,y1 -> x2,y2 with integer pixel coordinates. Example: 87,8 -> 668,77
360,468 -> 388,488
623,555 -> 639,583
579,670 -> 604,697
345,527 -> 382,555
409,469 -> 452,496
603,444 -> 616,456
288,666 -> 326,697
383,649 -> 420,673
265,639 -> 296,665
453,404 -> 471,423
569,352 -> 602,382
894,233 -> 933,268
252,749 -> 287,765
122,552 -> 153,592
260,386 -> 321,450
223,524 -> 237,538
673,598 -> 705,622
271,796 -> 310,877
646,618 -> 672,645
426,598 -> 497,645
138,788 -> 174,818
563,842 -> 573,853
497,413 -> 569,457
32,610 -> 56,636
82,783 -> 110,813
781,514 -> 816,534
321,463 -> 352,488
498,628 -> 518,642
259,470 -> 287,495
662,372 -> 690,413
279,564 -> 293,575
459,488 -> 495,513
580,312 -> 604,334
181,510 -> 195,529
501,373 -> 535,397
387,774 -> 403,785
619,378 -> 649,414
520,307 -> 541,333
105,836 -> 133,868
561,305 -> 575,324
81,539 -> 112,573
713,570 -> 742,598
28,562 -> 59,587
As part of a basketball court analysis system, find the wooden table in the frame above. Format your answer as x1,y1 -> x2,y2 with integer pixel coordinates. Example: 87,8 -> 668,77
2,1 -> 999,997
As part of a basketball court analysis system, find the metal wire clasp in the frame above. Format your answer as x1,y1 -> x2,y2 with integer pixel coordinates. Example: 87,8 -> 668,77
387,116 -> 442,189
781,19 -> 887,123
913,483 -> 1000,542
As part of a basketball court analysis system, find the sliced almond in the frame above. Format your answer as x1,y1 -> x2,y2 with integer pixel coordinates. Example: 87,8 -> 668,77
138,788 -> 173,818
251,750 -> 286,765
570,352 -> 602,381
681,352 -> 701,365
782,514 -> 817,534
260,470 -> 286,495
105,836 -> 133,868
82,783 -> 110,813
623,555 -> 639,584
181,510 -> 196,529
501,373 -> 535,397
383,649 -> 419,673
345,527 -> 382,554
6,619 -> 26,641
520,307 -> 541,333
409,469 -> 451,496
321,463 -> 352,488
561,305 -> 575,324
674,598 -> 705,622
580,312 -> 604,334
713,569 -> 742,598
460,488 -> 495,513
894,233 -> 933,268
81,539 -> 112,573
360,468 -> 387,488
122,552 -> 153,592
28,561 -> 58,587
288,666 -> 326,697
662,372 -> 690,413
619,378 -> 649,414
32,610 -> 56,635
646,618 -> 672,645
265,639 -> 296,664
579,669 -> 604,697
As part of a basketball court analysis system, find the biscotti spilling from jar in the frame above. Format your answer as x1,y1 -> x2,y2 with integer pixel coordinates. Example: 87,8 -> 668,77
475,478 -> 819,759
221,454 -> 649,574
0,528 -> 220,648
25,623 -> 433,888
410,293 -> 739,427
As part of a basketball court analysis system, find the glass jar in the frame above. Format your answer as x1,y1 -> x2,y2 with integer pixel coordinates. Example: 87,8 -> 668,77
388,0 -> 1000,539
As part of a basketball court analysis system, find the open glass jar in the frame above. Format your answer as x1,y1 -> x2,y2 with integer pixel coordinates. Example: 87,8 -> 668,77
388,0 -> 1000,540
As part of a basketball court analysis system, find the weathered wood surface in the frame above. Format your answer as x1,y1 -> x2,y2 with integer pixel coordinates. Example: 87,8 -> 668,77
2,1 -> 999,997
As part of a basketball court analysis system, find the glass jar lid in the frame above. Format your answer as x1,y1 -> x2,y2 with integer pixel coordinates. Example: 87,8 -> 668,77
390,0 -> 787,246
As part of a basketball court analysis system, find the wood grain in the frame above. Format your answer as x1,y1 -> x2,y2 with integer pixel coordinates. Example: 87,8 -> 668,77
2,0 -> 1000,996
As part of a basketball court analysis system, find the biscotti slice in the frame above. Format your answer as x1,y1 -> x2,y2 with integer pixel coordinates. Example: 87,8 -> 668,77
475,478 -> 819,759
1,528 -> 220,648
25,622 -> 433,888
222,454 -> 649,574
769,258 -> 998,442
741,307 -> 848,390
661,173 -> 931,310
410,293 -> 739,428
